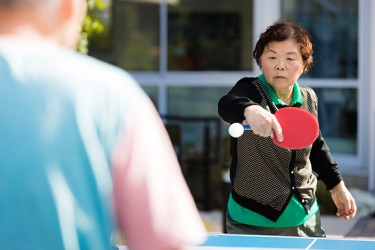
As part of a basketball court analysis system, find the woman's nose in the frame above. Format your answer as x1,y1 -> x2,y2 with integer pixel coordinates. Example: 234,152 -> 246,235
275,60 -> 286,70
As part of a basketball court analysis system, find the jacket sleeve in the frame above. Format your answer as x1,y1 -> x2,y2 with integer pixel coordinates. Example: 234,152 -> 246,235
310,131 -> 343,190
218,77 -> 261,124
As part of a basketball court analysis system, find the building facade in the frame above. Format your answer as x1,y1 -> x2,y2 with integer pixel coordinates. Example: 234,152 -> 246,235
89,0 -> 375,192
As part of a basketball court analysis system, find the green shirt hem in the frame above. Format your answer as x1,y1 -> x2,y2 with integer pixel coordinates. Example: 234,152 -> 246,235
228,193 -> 319,227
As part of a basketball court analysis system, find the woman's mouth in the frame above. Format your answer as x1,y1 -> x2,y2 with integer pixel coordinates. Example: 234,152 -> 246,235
274,76 -> 287,79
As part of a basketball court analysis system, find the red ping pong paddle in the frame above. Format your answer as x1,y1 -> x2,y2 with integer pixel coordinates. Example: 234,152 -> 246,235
228,107 -> 319,149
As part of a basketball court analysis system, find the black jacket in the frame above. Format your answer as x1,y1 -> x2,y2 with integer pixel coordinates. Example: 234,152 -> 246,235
218,77 -> 342,222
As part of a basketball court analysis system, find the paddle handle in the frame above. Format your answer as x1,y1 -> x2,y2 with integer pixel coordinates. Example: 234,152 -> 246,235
242,124 -> 251,130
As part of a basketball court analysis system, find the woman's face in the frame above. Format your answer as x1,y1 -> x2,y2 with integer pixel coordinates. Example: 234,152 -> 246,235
259,39 -> 305,92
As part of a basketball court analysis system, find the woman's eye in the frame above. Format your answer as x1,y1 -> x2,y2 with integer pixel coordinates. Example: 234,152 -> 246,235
287,58 -> 295,61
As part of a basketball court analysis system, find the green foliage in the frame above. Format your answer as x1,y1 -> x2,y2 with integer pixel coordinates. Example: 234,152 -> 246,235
77,0 -> 106,54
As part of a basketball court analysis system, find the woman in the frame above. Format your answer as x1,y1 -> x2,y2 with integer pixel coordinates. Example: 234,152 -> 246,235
218,20 -> 356,237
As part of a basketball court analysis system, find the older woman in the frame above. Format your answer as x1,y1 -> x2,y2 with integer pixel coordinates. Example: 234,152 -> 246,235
218,20 -> 356,237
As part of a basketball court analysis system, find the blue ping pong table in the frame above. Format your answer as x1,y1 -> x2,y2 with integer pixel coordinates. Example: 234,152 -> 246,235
195,233 -> 375,249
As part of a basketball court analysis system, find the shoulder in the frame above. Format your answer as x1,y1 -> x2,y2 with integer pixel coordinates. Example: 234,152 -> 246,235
298,83 -> 318,101
298,83 -> 318,116
236,77 -> 259,85
298,82 -> 315,93
233,77 -> 261,90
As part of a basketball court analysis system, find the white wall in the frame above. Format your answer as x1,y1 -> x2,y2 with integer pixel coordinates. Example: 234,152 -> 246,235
366,0 -> 375,191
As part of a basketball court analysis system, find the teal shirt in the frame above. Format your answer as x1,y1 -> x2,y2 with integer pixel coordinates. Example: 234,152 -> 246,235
227,74 -> 319,227
0,39 -> 149,250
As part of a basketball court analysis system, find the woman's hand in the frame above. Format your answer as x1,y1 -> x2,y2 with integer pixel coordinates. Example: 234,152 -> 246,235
330,181 -> 357,220
244,105 -> 283,142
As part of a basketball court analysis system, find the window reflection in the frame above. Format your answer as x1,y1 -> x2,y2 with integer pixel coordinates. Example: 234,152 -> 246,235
142,86 -> 158,108
114,1 -> 159,70
90,0 -> 160,70
314,88 -> 357,154
168,87 -> 225,116
167,86 -> 227,156
166,87 -> 225,209
282,0 -> 358,78
168,0 -> 253,71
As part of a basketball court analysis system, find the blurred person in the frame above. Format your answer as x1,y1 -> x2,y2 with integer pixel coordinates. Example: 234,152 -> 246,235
218,20 -> 356,237
0,0 -> 206,249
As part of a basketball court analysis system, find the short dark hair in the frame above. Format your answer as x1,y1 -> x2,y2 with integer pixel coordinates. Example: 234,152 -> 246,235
253,20 -> 313,73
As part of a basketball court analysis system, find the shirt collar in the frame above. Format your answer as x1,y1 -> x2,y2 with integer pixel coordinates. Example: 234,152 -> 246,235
258,74 -> 302,107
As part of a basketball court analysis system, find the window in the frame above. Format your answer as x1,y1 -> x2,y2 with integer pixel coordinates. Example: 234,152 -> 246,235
90,0 -> 253,72
314,88 -> 357,154
89,1 -> 359,156
282,0 -> 359,155
142,86 -> 159,108
90,0 -> 160,70
282,0 -> 358,78
86,0 -> 368,191
168,0 -> 253,71
167,86 -> 227,158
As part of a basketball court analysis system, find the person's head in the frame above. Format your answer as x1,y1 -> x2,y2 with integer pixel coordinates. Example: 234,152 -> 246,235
0,0 -> 87,49
253,20 -> 313,73
252,21 -> 313,92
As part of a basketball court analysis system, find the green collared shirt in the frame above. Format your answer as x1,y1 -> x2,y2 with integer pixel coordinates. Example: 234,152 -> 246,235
258,74 -> 303,106
227,74 -> 319,227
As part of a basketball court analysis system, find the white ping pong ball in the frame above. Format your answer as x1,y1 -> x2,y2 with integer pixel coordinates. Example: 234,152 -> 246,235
228,123 -> 244,138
